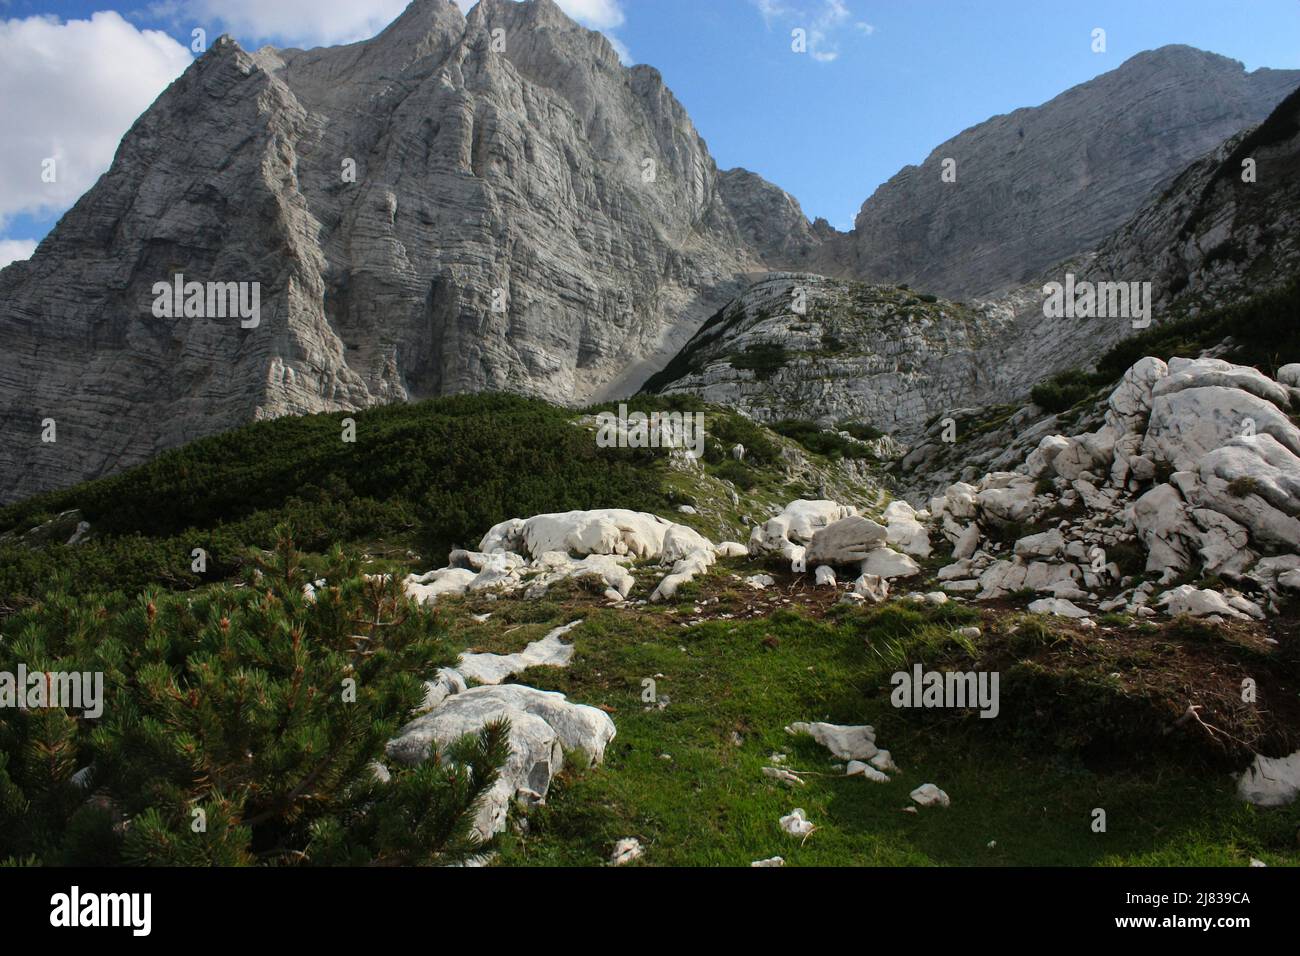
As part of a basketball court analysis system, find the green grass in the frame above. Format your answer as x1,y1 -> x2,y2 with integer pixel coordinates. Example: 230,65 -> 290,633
430,600 -> 1300,867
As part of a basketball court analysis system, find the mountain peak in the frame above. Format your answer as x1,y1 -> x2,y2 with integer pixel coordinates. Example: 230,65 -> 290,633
839,45 -> 1300,298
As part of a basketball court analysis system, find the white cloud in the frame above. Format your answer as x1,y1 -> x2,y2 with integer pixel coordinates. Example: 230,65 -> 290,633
190,0 -> 410,47
755,0 -> 791,26
0,12 -> 192,231
752,0 -> 873,63
458,0 -> 630,60
186,0 -> 628,54
549,0 -> 625,31
0,238 -> 38,269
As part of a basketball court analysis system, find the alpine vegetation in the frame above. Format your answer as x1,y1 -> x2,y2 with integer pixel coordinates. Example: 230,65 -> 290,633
0,666 -> 103,719
595,404 -> 706,458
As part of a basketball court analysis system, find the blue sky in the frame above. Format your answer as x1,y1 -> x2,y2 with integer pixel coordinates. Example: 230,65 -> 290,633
2,0 -> 1299,265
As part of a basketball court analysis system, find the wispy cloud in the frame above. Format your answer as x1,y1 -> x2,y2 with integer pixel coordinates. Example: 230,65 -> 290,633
0,12 -> 191,232
752,0 -> 874,63
0,238 -> 38,269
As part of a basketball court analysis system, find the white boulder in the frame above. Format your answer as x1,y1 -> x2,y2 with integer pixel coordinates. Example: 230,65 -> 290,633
806,515 -> 888,565
786,721 -> 878,760
862,547 -> 921,579
1194,436 -> 1300,551
1143,386 -> 1300,472
387,684 -> 616,840
1237,750 -> 1300,807
1014,528 -> 1065,560
909,784 -> 950,808
1156,585 -> 1251,620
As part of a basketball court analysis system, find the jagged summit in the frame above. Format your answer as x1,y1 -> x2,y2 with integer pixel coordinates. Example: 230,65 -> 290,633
0,0 -> 811,504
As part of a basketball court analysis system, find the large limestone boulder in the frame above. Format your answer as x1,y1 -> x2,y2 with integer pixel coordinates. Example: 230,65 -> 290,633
1014,528 -> 1065,560
862,547 -> 921,579
1249,554 -> 1300,594
662,524 -> 714,562
978,560 -> 1028,598
1155,357 -> 1292,409
1192,436 -> 1300,551
405,567 -> 477,605
750,515 -> 793,554
884,503 -> 933,558
783,500 -> 858,542
1156,584 -> 1252,620
1022,561 -> 1082,594
387,684 -> 616,841
1131,483 -> 1198,574
1104,356 -> 1169,434
1189,508 -> 1255,576
1023,434 -> 1072,478
1051,428 -> 1116,481
751,500 -> 858,559
480,509 -> 705,561
933,482 -> 979,521
807,515 -> 888,565
951,522 -> 981,560
1143,386 -> 1300,472
976,484 -> 1039,526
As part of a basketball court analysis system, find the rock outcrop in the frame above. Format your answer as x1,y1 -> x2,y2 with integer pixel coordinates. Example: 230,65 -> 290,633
643,274 -> 1019,434
646,79 -> 1300,440
387,681 -> 616,841
403,507 -> 723,605
926,356 -> 1297,624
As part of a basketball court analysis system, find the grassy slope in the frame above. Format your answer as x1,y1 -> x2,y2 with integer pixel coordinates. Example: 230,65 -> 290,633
0,393 -> 878,605
432,587 -> 1298,867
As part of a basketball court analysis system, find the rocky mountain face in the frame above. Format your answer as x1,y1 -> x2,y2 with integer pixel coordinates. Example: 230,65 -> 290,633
716,169 -> 840,269
642,274 -> 1021,435
0,0 -> 809,504
1082,82 -> 1300,311
823,46 -> 1300,299
647,78 -> 1300,443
